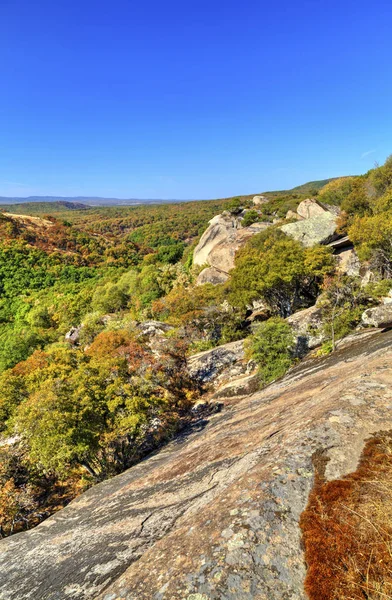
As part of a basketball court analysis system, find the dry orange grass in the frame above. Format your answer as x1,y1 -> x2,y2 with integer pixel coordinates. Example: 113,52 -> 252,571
300,432 -> 392,600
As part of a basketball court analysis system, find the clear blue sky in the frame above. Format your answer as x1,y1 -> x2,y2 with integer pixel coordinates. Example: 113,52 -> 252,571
1,0 -> 392,199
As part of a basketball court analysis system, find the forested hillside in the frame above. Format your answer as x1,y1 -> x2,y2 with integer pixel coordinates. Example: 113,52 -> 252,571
1,158 -> 392,545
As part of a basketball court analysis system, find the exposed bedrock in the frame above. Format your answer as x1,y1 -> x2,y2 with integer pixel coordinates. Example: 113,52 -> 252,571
1,330 -> 392,599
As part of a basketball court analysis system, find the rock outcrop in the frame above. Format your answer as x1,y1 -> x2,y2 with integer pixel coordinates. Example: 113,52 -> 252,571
296,198 -> 340,220
286,304 -> 326,356
187,339 -> 247,385
196,266 -> 229,286
361,304 -> 392,328
1,330 -> 392,599
280,211 -> 340,247
335,247 -> 361,277
193,213 -> 271,275
252,195 -> 268,206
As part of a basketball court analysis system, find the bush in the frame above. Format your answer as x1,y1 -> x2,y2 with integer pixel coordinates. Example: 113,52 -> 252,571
241,210 -> 260,227
246,317 -> 294,385
349,211 -> 392,277
317,177 -> 355,206
229,229 -> 335,316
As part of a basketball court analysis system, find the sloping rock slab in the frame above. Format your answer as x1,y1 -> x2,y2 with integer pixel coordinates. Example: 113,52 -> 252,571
2,331 -> 392,599
280,211 -> 339,247
188,339 -> 245,384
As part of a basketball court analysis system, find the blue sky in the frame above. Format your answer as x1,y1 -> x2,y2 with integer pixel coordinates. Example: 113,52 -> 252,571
1,0 -> 392,199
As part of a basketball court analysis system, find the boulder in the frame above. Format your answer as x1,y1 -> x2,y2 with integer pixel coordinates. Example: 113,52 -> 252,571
65,325 -> 83,345
187,339 -> 246,384
296,198 -> 340,219
252,195 -> 268,206
196,266 -> 229,286
361,305 -> 392,329
335,247 -> 361,277
286,305 -> 326,356
280,211 -> 339,247
136,320 -> 174,337
210,372 -> 260,399
193,213 -> 271,274
248,298 -> 271,322
286,209 -> 304,221
193,213 -> 240,268
382,290 -> 392,305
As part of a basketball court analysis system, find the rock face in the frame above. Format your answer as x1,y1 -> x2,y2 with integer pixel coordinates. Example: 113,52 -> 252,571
296,198 -> 340,220
193,213 -> 241,268
361,304 -> 392,328
252,195 -> 268,206
187,339 -> 246,385
196,266 -> 229,286
136,320 -> 174,337
193,212 -> 271,275
335,247 -> 361,277
280,211 -> 340,247
65,325 -> 83,345
286,209 -> 304,221
1,330 -> 392,600
286,304 -> 326,356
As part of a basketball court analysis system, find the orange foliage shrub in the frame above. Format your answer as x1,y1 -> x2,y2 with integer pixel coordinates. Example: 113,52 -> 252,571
300,433 -> 392,600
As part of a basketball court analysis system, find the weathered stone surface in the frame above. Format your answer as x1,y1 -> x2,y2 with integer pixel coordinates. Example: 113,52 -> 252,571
188,339 -> 245,384
286,209 -> 304,221
248,298 -> 271,323
65,325 -> 83,345
2,331 -> 392,600
193,213 -> 241,268
286,304 -> 326,356
361,304 -> 392,328
196,267 -> 229,286
382,290 -> 392,304
252,195 -> 268,206
296,198 -> 340,220
335,247 -> 361,277
280,211 -> 339,247
210,372 -> 260,400
193,213 -> 271,274
136,320 -> 174,337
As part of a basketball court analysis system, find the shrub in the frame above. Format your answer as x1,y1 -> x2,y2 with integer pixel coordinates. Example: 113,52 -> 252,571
229,229 -> 335,316
241,210 -> 260,227
349,211 -> 392,277
225,198 -> 242,214
246,317 -> 295,385
301,432 -> 392,600
317,177 -> 355,206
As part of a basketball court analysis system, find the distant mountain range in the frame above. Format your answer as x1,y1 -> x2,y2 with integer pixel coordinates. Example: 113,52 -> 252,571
0,196 -> 191,207
0,179 -> 344,209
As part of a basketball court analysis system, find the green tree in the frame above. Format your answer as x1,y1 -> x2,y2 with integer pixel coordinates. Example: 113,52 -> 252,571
246,317 -> 294,385
228,229 -> 334,316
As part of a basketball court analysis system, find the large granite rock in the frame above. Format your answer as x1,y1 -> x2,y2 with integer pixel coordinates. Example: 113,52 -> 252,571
361,304 -> 392,328
193,213 -> 271,275
335,247 -> 361,277
196,266 -> 229,286
286,209 -> 304,221
296,198 -> 340,219
280,211 -> 340,247
252,195 -> 268,206
187,339 -> 246,384
286,304 -> 326,356
1,330 -> 392,599
193,213 -> 241,268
